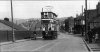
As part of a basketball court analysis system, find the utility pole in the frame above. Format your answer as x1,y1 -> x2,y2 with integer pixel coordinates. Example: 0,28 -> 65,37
11,0 -> 15,42
85,0 -> 87,32
85,0 -> 88,40
82,5 -> 83,16
81,5 -> 84,36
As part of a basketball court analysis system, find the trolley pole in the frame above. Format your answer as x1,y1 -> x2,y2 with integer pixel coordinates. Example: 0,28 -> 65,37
11,0 -> 15,42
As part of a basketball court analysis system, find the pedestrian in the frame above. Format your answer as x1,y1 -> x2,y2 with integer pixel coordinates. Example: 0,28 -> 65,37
94,32 -> 99,43
31,31 -> 36,40
34,31 -> 36,40
49,27 -> 51,31
87,30 -> 93,43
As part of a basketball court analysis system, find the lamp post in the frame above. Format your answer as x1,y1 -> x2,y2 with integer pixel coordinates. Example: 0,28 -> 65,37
11,0 -> 15,42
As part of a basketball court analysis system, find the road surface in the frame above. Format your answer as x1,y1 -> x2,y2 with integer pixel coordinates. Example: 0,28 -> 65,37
1,32 -> 89,52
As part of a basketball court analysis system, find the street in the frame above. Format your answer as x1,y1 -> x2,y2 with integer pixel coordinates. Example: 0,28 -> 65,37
1,32 -> 88,52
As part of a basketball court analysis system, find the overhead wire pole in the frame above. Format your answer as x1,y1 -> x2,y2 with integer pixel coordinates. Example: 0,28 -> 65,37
11,0 -> 15,42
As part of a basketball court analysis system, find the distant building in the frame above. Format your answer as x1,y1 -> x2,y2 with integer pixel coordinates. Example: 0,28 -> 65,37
85,2 -> 100,29
65,17 -> 74,32
86,9 -> 97,22
85,9 -> 97,29
96,2 -> 100,16
74,15 -> 85,34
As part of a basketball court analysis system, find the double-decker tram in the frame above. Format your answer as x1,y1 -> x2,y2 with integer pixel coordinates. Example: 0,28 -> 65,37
41,7 -> 58,40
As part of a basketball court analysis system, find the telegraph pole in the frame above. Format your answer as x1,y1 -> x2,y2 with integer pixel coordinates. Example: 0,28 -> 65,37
81,5 -> 84,36
85,0 -> 88,40
11,0 -> 15,42
82,5 -> 83,16
85,0 -> 87,32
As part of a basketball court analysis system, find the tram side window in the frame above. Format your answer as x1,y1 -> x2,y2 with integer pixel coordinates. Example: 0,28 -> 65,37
44,13 -> 48,18
45,15 -> 47,18
43,27 -> 45,31
48,13 -> 52,18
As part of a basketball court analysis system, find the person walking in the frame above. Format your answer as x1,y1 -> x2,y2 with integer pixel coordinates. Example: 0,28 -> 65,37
31,31 -> 36,40
87,30 -> 93,43
93,32 -> 99,43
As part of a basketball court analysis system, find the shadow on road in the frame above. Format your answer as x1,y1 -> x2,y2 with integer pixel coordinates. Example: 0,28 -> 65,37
31,37 -> 43,40
68,33 -> 82,37
31,37 -> 56,41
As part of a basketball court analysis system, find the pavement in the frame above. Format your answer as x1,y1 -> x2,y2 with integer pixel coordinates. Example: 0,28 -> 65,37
0,32 -> 89,52
79,32 -> 100,52
0,39 -> 30,46
83,38 -> 100,52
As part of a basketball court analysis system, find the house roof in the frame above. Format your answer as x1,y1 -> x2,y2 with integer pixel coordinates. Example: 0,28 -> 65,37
75,15 -> 85,20
0,20 -> 27,31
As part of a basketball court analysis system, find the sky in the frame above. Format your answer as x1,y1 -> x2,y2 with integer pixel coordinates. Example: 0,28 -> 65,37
0,0 -> 99,19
